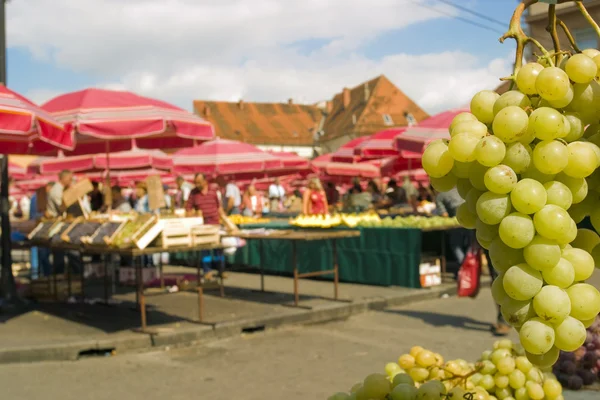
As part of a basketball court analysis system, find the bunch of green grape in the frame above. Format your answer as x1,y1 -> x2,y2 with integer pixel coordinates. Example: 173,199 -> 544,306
423,49 -> 600,368
327,340 -> 563,400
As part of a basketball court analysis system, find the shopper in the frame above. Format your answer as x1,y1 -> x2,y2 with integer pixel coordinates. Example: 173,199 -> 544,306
216,176 -> 242,215
303,178 -> 328,215
173,175 -> 191,209
268,178 -> 285,213
111,186 -> 132,213
242,184 -> 263,217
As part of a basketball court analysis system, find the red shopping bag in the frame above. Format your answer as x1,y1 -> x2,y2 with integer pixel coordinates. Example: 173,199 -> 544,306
457,246 -> 482,298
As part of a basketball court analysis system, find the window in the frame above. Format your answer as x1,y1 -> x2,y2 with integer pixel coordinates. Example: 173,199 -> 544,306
404,112 -> 417,127
382,114 -> 394,126
573,27 -> 598,51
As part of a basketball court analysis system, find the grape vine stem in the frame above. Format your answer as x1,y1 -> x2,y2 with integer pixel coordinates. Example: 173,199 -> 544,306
546,4 -> 561,65
557,19 -> 581,53
575,1 -> 600,40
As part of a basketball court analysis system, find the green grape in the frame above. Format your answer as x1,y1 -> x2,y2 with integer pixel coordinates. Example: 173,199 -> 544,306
568,200 -> 590,223
485,165 -> 517,194
385,362 -> 402,378
546,86 -> 573,109
553,316 -> 586,352
495,373 -> 510,389
521,164 -> 555,184
502,142 -> 531,173
501,298 -> 534,327
476,218 -> 499,242
499,212 -> 535,249
569,81 -> 600,113
533,205 -> 572,242
450,120 -> 488,138
479,374 -> 495,391
448,132 -> 480,162
516,62 -> 544,95
452,161 -> 472,179
555,173 -> 588,204
447,387 -> 466,400
449,112 -> 478,133
515,356 -> 533,373
493,90 -> 532,115
587,142 -> 600,168
476,191 -> 512,225
471,90 -> 500,124
465,188 -> 483,214
489,236 -> 526,273
584,123 -> 600,138
532,285 -> 571,324
542,379 -> 562,400
565,53 -> 598,84
362,373 -> 391,399
469,162 -> 489,191
456,204 -> 476,230
543,181 -> 572,210
525,381 -> 546,400
497,356 -> 516,375
570,228 -> 600,253
492,275 -> 510,306
535,67 -> 571,101
328,393 -> 351,400
476,136 -> 506,167
524,347 -> 560,369
581,317 -> 596,328
563,112 -> 585,142
583,48 -> 600,58
588,206 -> 600,235
528,107 -> 566,141
481,359 -> 497,375
560,219 -> 578,246
562,247 -> 595,281
422,140 -> 454,178
392,374 -> 414,388
503,263 -> 543,301
532,140 -> 568,175
495,388 -> 512,400
429,174 -> 457,192
456,179 -> 472,199
493,106 -> 530,143
541,257 -> 575,289
563,142 -> 597,178
390,384 -> 417,400
415,380 -> 445,400
586,169 -> 600,190
565,283 -> 600,321
523,235 -> 561,271
508,370 -> 526,390
519,318 -> 555,355
491,348 -> 511,364
408,367 -> 429,383
510,179 -> 547,214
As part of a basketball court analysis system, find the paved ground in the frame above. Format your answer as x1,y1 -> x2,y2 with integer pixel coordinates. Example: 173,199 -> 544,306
1,286 -> 597,400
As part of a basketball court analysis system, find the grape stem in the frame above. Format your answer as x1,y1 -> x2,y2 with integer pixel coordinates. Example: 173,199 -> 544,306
546,4 -> 562,65
557,19 -> 581,53
574,1 -> 600,40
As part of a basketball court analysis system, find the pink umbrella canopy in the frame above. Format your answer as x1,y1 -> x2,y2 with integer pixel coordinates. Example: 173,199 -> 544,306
321,161 -> 380,178
354,127 -> 421,159
28,146 -> 172,175
172,138 -> 282,177
330,136 -> 370,163
395,106 -> 470,153
361,156 -> 422,177
42,88 -> 214,155
87,168 -> 169,187
311,153 -> 332,169
0,85 -> 74,155
267,151 -> 310,170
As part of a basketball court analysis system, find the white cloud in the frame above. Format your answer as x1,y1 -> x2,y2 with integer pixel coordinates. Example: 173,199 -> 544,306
7,0 -> 513,115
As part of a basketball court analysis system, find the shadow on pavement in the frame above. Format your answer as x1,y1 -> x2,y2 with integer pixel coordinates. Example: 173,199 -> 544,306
383,309 -> 493,332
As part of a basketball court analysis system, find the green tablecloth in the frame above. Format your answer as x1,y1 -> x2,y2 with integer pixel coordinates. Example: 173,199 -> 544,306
232,223 -> 423,288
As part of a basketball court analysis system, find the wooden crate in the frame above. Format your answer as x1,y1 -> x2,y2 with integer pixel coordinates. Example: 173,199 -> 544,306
150,217 -> 207,249
84,220 -> 128,246
29,274 -> 82,301
191,225 -> 220,246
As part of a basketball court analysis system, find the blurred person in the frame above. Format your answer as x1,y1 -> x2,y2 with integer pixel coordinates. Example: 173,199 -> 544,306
324,182 -> 340,210
285,189 -> 303,213
349,182 -> 372,212
162,184 -> 172,210
383,179 -> 408,208
88,181 -> 104,212
186,173 -> 238,280
173,176 -> 192,209
46,170 -> 82,276
111,186 -> 132,213
367,180 -> 383,206
29,182 -> 54,279
268,178 -> 285,213
402,176 -> 419,212
241,184 -> 263,217
134,181 -> 150,213
303,178 -> 328,215
417,182 -> 434,202
216,176 -> 242,215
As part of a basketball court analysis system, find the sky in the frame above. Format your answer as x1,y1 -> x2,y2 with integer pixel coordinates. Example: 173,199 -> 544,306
5,0 -> 517,115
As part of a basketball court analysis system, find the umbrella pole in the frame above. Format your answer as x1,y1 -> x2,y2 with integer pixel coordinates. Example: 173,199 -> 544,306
0,154 -> 16,302
105,141 -> 112,208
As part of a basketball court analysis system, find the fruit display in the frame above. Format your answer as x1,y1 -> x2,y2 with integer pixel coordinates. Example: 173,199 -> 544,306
421,1 -> 600,368
359,215 -> 459,229
63,221 -> 103,245
49,221 -> 73,244
228,215 -> 270,225
290,214 -> 344,228
86,221 -> 125,245
328,340 -> 563,400
111,214 -> 155,248
553,314 -> 600,390
27,220 -> 59,242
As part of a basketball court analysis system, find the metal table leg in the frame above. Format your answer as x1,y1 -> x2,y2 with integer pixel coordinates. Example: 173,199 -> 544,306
259,239 -> 265,292
218,249 -> 225,297
196,251 -> 204,322
137,256 -> 147,331
103,254 -> 109,303
292,241 -> 299,306
159,254 -> 164,289
333,239 -> 339,300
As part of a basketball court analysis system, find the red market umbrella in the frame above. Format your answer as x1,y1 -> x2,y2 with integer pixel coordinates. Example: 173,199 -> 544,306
362,157 -> 422,177
87,168 -> 169,187
42,88 -> 214,155
321,161 -> 380,178
0,85 -> 74,155
354,128 -> 421,159
28,145 -> 172,175
311,153 -> 332,169
395,106 -> 469,153
172,138 -> 282,177
268,151 -> 310,170
330,137 -> 369,163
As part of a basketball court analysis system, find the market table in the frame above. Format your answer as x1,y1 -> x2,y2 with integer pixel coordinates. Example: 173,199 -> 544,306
231,229 -> 361,306
30,240 -> 226,333
230,222 -> 463,288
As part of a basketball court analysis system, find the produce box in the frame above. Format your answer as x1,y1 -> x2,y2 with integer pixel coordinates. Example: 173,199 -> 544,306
61,218 -> 103,245
28,219 -> 61,242
111,214 -> 157,248
85,221 -> 128,246
28,274 -> 82,301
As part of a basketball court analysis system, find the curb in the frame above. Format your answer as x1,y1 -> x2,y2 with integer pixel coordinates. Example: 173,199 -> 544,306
0,283 -> 460,364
